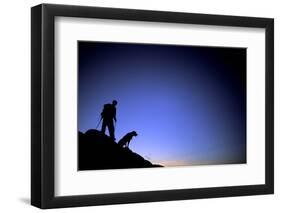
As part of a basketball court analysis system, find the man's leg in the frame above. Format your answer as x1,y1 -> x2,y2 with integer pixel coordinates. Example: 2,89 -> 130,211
101,120 -> 106,134
108,120 -> 115,140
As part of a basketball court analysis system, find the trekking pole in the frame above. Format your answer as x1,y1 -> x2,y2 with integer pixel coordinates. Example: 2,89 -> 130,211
96,117 -> 102,129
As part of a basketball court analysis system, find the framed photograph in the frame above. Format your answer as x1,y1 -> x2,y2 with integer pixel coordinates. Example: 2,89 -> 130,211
31,4 -> 274,209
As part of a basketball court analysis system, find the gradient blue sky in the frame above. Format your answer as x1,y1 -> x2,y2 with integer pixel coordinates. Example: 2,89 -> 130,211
78,41 -> 246,167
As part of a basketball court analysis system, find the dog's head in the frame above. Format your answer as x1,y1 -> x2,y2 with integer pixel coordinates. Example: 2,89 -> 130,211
131,131 -> 138,136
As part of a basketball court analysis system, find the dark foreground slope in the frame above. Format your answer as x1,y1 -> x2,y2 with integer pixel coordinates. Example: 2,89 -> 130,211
78,129 -> 163,170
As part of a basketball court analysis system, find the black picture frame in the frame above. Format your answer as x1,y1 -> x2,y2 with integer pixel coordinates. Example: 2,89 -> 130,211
31,3 -> 274,209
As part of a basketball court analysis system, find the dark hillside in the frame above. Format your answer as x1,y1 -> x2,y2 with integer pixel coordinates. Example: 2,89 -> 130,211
78,129 -> 163,170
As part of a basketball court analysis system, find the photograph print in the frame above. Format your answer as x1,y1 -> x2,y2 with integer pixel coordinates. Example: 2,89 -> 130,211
78,41 -> 246,171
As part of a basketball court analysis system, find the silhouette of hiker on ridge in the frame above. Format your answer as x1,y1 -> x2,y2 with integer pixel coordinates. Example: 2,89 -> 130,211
100,100 -> 117,140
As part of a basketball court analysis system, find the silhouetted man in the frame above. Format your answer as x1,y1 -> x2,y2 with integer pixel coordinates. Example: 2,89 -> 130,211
101,100 -> 117,140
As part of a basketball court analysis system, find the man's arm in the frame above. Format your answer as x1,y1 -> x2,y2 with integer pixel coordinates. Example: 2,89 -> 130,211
113,107 -> 117,122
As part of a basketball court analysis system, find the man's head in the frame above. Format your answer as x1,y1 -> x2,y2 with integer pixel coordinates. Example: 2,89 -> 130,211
112,100 -> 118,106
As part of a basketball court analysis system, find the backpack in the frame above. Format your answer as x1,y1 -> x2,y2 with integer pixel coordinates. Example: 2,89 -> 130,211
101,104 -> 112,118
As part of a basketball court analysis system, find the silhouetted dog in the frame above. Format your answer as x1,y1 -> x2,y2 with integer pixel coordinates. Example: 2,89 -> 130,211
118,131 -> 138,148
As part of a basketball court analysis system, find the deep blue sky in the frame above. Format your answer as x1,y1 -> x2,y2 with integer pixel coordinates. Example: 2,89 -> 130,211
78,41 -> 246,167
